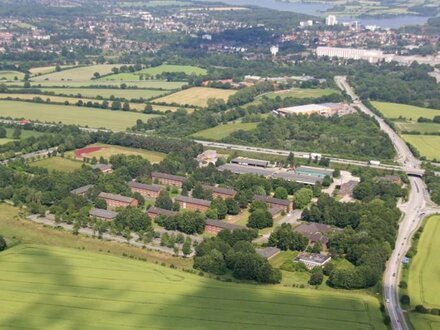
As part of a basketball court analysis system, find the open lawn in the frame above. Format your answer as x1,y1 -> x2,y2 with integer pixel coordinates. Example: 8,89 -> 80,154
153,87 -> 236,107
32,64 -> 122,82
0,244 -> 386,329
395,122 -> 440,134
0,138 -> 14,145
408,215 -> 440,308
372,101 -> 440,120
7,80 -> 185,89
192,122 -> 258,140
0,100 -> 160,131
38,88 -> 168,100
102,65 -> 207,81
402,135 -> 440,160
261,88 -> 340,100
0,71 -> 25,81
69,143 -> 166,163
30,157 -> 83,172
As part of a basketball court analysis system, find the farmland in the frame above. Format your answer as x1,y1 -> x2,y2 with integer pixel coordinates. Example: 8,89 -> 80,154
30,65 -> 76,76
402,135 -> 440,160
69,143 -> 166,163
0,100 -> 160,131
372,101 -> 440,120
0,242 -> 386,330
0,71 -> 24,81
407,216 -> 440,330
407,216 -> 440,308
192,122 -> 258,140
30,157 -> 83,172
38,88 -> 168,100
153,87 -> 236,107
32,64 -> 122,82
395,122 -> 440,134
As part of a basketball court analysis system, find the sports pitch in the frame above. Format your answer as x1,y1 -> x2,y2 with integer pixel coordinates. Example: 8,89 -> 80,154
0,100 -> 160,131
0,244 -> 385,330
30,157 -> 83,172
153,87 -> 236,107
70,143 -> 166,163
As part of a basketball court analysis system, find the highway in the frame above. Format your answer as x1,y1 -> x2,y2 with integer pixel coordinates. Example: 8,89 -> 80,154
336,76 -> 440,330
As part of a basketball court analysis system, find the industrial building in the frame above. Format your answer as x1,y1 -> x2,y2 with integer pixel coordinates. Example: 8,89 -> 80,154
273,103 -> 350,117
296,166 -> 334,178
294,253 -> 332,269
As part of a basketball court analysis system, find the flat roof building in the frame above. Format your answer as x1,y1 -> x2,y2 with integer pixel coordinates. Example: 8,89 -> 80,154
218,163 -> 275,177
272,172 -> 323,185
296,166 -> 334,178
274,103 -> 349,117
231,157 -> 269,168
256,247 -> 281,260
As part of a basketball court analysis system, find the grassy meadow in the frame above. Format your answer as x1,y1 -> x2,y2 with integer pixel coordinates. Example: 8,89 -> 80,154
0,71 -> 25,81
153,87 -> 236,107
32,64 -> 122,81
0,100 -> 160,131
30,157 -> 83,172
372,101 -> 440,120
402,135 -> 440,160
7,80 -> 186,89
192,122 -> 258,140
395,122 -> 440,134
30,65 -> 76,76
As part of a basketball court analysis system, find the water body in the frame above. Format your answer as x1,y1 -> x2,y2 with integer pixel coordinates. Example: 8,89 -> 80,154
206,0 -> 430,28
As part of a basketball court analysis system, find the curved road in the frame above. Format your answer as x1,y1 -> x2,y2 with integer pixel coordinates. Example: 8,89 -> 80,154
335,76 -> 440,330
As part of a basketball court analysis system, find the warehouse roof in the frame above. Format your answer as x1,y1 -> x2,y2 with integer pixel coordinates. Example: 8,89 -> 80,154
231,157 -> 269,168
218,164 -> 274,177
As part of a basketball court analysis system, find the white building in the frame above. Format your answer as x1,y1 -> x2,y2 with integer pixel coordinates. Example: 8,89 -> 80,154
295,253 -> 331,269
270,45 -> 279,57
273,103 -> 350,117
326,15 -> 338,26
316,46 -> 387,63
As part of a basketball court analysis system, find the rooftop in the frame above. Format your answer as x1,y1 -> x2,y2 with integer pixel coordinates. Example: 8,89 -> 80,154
147,206 -> 177,218
202,185 -> 236,196
92,163 -> 112,171
128,181 -> 162,192
295,252 -> 331,265
151,171 -> 186,182
70,184 -> 94,195
218,163 -> 274,177
231,157 -> 269,167
175,195 -> 211,207
205,219 -> 244,231
254,195 -> 290,206
296,166 -> 334,176
272,172 -> 322,185
89,207 -> 118,220
98,192 -> 135,204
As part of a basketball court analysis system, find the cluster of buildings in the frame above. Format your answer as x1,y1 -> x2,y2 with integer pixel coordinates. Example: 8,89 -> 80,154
218,157 -> 334,186
273,103 -> 354,117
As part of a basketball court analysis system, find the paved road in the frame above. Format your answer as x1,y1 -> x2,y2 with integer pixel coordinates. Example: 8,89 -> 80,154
336,76 -> 440,330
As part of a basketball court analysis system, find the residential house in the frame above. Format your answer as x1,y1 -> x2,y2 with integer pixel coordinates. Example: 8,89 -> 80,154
89,208 -> 118,221
294,222 -> 341,246
92,163 -> 113,174
147,207 -> 177,219
70,184 -> 94,196
254,195 -> 292,212
204,219 -> 244,235
202,185 -> 237,200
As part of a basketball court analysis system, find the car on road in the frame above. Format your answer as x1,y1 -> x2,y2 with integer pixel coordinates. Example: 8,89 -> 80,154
386,298 -> 390,303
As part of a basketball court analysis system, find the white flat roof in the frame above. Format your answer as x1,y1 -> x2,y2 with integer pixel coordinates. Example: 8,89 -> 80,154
278,104 -> 330,114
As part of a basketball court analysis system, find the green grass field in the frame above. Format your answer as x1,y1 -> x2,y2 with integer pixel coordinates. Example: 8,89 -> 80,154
0,243 -> 386,330
408,216 -> 440,308
153,87 -> 236,107
372,101 -> 440,120
402,135 -> 440,160
69,143 -> 166,163
33,64 -> 122,82
261,88 -> 340,100
395,122 -> 440,134
0,100 -> 160,131
0,138 -> 14,145
102,65 -> 207,81
30,157 -> 83,172
192,122 -> 258,140
39,88 -> 168,100
0,71 -> 25,81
